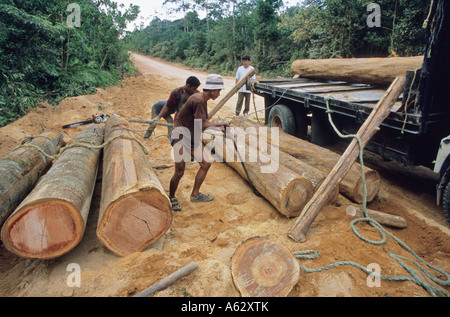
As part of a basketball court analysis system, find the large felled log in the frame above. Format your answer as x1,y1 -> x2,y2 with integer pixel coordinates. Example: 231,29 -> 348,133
0,131 -> 63,229
291,56 -> 423,87
230,125 -> 339,205
1,126 -> 103,259
231,236 -> 300,297
288,77 -> 407,243
97,117 -> 172,257
232,117 -> 380,204
203,130 -> 314,218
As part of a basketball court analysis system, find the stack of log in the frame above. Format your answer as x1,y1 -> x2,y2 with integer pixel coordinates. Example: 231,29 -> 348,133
0,117 -> 172,259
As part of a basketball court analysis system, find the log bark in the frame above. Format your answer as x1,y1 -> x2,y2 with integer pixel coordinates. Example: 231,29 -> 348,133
229,125 -> 339,205
97,117 -> 172,257
232,117 -> 380,204
209,68 -> 256,119
288,77 -> 406,243
291,56 -> 423,87
1,126 -> 103,259
0,131 -> 63,229
346,205 -> 408,229
231,236 -> 300,297
203,130 -> 314,218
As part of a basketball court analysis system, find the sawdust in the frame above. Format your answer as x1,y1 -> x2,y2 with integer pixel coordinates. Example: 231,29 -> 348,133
0,54 -> 449,298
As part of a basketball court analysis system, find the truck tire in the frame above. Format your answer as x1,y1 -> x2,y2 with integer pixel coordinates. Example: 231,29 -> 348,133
442,181 -> 450,224
269,104 -> 296,136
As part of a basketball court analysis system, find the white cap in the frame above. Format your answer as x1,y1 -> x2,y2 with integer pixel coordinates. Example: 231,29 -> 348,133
204,74 -> 225,90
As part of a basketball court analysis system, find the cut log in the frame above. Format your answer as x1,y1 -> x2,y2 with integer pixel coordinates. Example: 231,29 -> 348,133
232,117 -> 380,204
291,56 -> 423,87
230,125 -> 339,205
0,131 -> 63,229
231,236 -> 300,297
288,77 -> 407,243
203,130 -> 314,218
346,205 -> 408,229
1,126 -> 103,259
134,262 -> 198,297
97,117 -> 172,257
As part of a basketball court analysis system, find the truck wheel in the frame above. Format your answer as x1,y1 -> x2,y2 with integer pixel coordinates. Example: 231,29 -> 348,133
442,181 -> 450,224
269,104 -> 296,136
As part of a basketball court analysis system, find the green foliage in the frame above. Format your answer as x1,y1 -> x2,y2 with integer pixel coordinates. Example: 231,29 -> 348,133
0,0 -> 139,127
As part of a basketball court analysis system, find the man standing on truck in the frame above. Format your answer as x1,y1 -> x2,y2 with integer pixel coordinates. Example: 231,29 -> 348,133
169,74 -> 231,211
143,76 -> 201,140
235,56 -> 256,117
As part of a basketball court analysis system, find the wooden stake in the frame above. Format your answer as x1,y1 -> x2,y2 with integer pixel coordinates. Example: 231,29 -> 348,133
1,126 -> 103,259
134,262 -> 198,297
288,76 -> 406,243
346,205 -> 408,229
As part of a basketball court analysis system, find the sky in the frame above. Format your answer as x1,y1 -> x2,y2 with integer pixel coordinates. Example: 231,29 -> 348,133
117,0 -> 303,32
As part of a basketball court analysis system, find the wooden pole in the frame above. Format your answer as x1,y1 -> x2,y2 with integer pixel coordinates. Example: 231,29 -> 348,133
1,126 -> 103,259
288,76 -> 406,242
129,118 -> 174,128
208,69 -> 256,119
134,262 -> 198,297
97,117 -> 172,257
0,131 -> 63,228
346,205 -> 408,229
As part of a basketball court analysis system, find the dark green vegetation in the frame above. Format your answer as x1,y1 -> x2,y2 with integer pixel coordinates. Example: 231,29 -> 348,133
0,0 -> 139,126
125,0 -> 429,77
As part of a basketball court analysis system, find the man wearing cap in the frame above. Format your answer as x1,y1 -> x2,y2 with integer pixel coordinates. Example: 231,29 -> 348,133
235,56 -> 256,116
169,74 -> 230,211
143,76 -> 201,140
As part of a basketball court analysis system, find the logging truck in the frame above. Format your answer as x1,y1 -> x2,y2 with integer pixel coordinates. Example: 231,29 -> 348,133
251,0 -> 450,223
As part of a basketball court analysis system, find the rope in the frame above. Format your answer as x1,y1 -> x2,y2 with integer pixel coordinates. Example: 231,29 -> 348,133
293,96 -> 450,297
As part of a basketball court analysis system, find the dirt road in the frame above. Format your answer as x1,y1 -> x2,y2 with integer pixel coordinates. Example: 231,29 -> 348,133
0,54 -> 449,298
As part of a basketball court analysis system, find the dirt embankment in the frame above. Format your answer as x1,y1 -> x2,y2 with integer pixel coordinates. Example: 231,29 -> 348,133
0,54 -> 449,298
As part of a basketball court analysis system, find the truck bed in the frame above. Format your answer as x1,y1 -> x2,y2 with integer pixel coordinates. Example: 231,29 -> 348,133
253,77 -> 422,135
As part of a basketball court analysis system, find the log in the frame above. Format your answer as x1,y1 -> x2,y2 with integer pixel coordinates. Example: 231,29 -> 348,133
230,125 -> 339,204
134,262 -> 199,297
1,126 -> 103,259
208,68 -> 256,119
203,130 -> 314,218
0,131 -> 63,229
232,117 -> 380,204
97,117 -> 172,257
291,56 -> 423,87
288,77 -> 407,243
346,205 -> 408,229
231,236 -> 300,297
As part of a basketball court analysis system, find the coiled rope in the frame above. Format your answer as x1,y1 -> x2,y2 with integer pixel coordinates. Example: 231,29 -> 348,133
294,96 -> 450,297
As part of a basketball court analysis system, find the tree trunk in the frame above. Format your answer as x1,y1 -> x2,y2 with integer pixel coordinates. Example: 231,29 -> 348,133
0,131 -> 63,229
232,117 -> 380,204
291,56 -> 422,87
231,236 -> 300,297
97,117 -> 172,257
1,126 -> 103,259
203,130 -> 314,218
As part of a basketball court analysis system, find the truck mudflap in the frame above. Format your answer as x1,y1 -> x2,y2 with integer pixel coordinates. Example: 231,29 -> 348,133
434,135 -> 450,206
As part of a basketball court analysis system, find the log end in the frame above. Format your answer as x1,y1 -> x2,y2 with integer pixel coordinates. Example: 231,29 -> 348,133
0,200 -> 84,260
231,236 -> 300,297
353,170 -> 381,204
281,177 -> 314,218
97,191 -> 172,257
